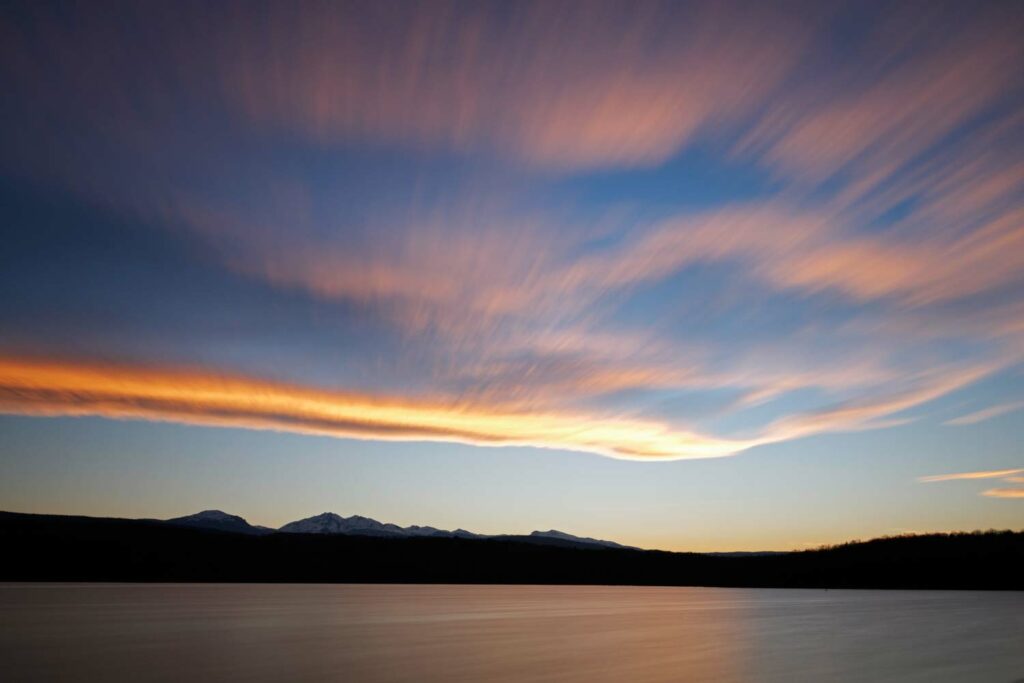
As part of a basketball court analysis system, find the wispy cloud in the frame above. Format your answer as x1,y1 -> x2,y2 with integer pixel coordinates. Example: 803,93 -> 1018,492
945,401 -> 1024,426
1,1 -> 816,172
920,468 -> 1024,500
918,469 -> 1024,483
735,4 -> 1022,190
761,365 -> 997,443
223,1 -> 822,170
981,489 -> 1024,499
169,190 -> 1016,417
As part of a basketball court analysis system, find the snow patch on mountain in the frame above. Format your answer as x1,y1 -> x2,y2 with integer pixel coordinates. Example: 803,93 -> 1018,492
278,513 -> 484,539
278,512 -> 404,536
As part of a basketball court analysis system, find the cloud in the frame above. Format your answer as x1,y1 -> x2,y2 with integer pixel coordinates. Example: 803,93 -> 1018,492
1,0 -> 815,172
0,355 -> 755,461
945,401 -> 1024,426
981,488 -> 1024,499
735,4 -> 1023,187
721,4 -> 1024,311
1,0 -> 1022,465
758,365 -> 996,443
918,468 -> 1024,483
219,1 -> 818,170
920,468 -> 1024,501
7,1 -> 1023,318
197,195 -> 1024,344
0,354 -> 985,462
166,191 -> 1016,433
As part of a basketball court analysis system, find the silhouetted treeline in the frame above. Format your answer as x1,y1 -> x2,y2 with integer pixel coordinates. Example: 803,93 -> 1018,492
1,512 -> 1020,590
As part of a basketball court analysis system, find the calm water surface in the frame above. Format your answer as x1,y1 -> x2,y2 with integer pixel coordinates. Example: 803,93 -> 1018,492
1,583 -> 1022,682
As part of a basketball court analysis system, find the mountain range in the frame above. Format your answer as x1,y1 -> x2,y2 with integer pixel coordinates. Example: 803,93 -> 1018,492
164,509 -> 634,549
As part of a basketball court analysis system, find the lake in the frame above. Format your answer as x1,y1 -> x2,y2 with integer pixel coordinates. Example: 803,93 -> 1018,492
1,583 -> 1022,682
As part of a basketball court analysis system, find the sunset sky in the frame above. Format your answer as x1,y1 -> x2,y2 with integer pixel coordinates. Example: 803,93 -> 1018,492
1,0 -> 1022,551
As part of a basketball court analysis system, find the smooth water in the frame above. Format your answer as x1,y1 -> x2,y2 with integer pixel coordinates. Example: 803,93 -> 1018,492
1,583 -> 1021,682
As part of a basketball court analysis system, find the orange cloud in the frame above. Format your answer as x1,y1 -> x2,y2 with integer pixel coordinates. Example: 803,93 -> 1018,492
0,354 -> 996,462
981,489 -> 1024,499
918,468 -> 1024,483
0,355 -> 753,461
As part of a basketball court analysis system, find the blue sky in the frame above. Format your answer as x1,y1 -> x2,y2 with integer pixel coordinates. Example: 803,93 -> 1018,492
0,0 -> 1022,549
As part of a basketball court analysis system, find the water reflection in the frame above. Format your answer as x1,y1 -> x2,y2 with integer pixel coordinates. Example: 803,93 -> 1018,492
0,584 -> 1021,682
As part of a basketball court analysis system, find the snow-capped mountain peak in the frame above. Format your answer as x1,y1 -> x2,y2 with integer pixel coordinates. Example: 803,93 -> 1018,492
278,512 -> 405,536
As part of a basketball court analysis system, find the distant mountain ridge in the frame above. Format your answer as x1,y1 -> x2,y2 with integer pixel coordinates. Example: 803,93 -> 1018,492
165,510 -> 273,536
163,510 -> 632,549
529,529 -> 634,550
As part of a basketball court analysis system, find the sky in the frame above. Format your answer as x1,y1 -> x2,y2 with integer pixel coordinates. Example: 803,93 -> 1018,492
0,0 -> 1022,551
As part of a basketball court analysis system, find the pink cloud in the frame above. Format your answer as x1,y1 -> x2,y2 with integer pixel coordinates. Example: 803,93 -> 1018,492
3,1 -> 815,171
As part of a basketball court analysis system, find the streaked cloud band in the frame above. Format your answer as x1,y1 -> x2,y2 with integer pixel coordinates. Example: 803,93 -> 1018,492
918,469 -> 1024,483
0,356 -> 755,461
981,489 -> 1024,499
945,401 -> 1024,426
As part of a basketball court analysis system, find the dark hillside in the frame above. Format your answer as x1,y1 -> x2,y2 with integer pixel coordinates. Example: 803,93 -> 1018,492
1,512 -> 1020,590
